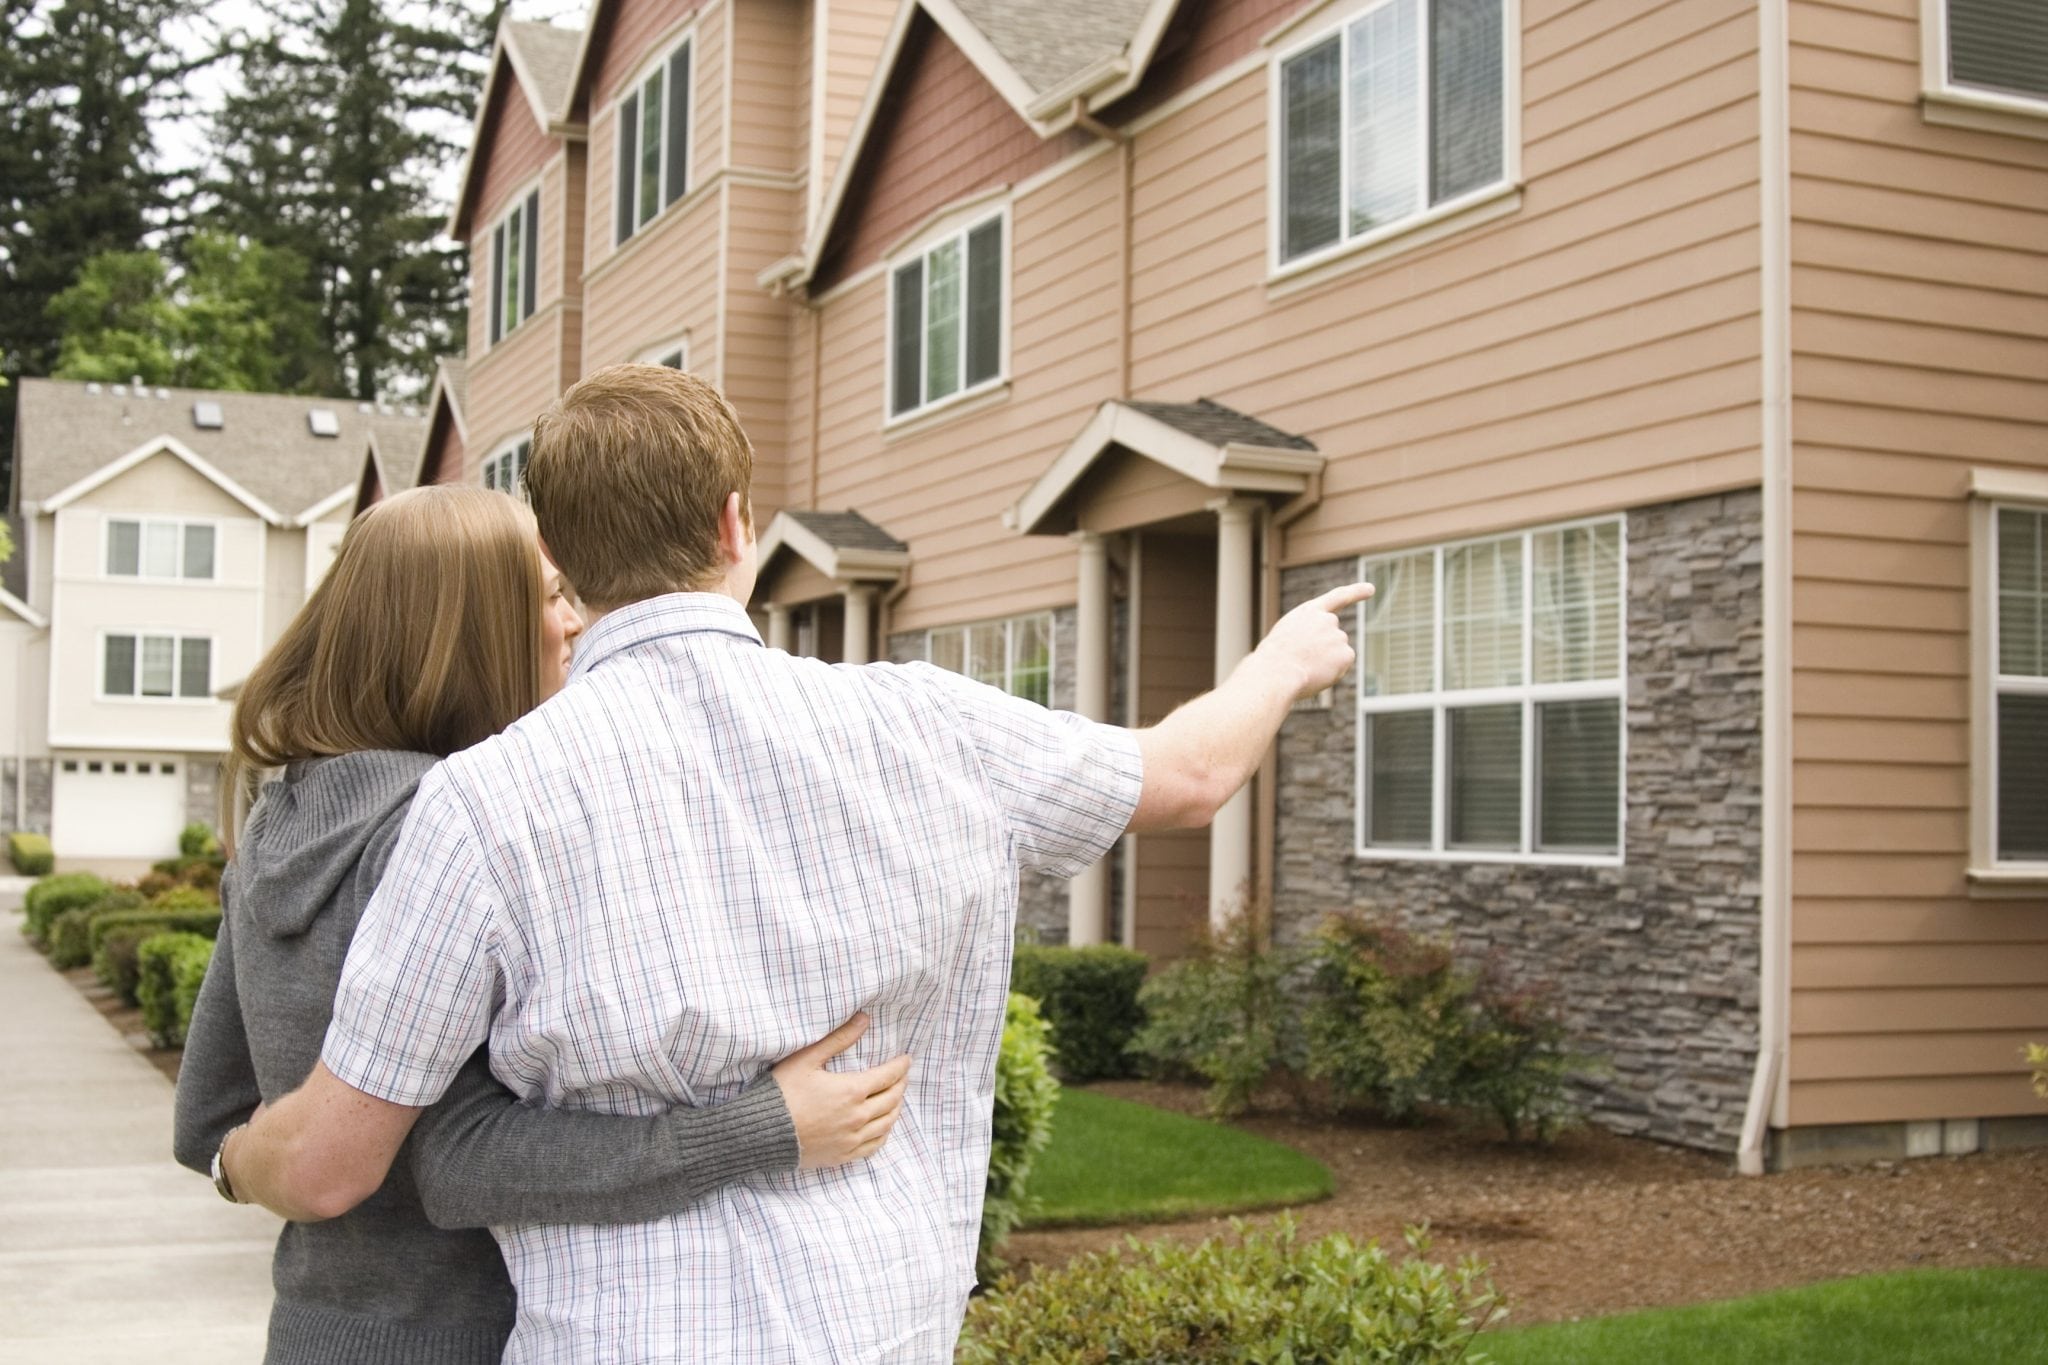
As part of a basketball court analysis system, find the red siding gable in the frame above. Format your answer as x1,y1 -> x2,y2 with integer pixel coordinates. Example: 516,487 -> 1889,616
580,0 -> 708,115
466,62 -> 555,239
1104,0 -> 1308,124
816,13 -> 1088,290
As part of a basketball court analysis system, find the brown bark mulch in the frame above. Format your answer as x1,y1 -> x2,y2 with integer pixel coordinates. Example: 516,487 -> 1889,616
1005,1079 -> 2048,1327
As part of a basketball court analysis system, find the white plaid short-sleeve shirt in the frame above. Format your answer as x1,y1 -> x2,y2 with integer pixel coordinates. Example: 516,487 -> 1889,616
322,593 -> 1142,1363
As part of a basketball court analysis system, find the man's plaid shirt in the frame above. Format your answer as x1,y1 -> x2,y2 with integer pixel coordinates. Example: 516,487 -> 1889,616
321,593 -> 1143,1363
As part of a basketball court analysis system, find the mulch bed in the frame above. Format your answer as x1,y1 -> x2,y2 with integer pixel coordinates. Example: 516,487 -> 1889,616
1006,1079 -> 2048,1327
64,965 -> 183,1086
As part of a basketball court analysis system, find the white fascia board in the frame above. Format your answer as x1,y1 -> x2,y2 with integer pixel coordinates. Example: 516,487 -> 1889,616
41,435 -> 286,526
448,32 -> 515,239
0,585 -> 46,629
293,484 -> 357,528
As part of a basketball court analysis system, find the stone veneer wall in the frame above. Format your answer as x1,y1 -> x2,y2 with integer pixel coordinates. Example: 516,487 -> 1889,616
185,758 -> 222,834
13,759 -> 52,835
1273,489 -> 1764,1152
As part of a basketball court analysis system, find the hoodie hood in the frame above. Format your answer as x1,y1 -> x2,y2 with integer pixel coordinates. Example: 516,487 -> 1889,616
235,750 -> 440,939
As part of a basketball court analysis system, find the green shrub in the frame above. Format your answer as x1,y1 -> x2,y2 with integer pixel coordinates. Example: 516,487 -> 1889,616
959,1216 -> 1501,1363
1304,915 -> 1473,1124
7,831 -> 53,876
47,889 -> 147,970
22,872 -> 110,944
146,856 -> 223,894
982,993 -> 1060,1280
93,926 -> 153,1005
1010,943 -> 1148,1082
178,822 -> 221,859
136,931 -> 214,1047
147,884 -> 221,914
1454,961 -> 1593,1143
1129,900 -> 1304,1117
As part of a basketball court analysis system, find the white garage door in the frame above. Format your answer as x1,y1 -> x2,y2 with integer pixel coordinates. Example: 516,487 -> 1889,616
52,756 -> 188,861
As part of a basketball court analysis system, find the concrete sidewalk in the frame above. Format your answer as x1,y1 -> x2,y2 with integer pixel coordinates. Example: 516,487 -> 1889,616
0,911 -> 278,1364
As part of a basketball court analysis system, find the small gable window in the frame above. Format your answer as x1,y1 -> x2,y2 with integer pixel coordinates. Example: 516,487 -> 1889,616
888,212 -> 1005,421
484,438 -> 532,499
107,518 -> 216,581
1941,0 -> 2048,106
616,38 -> 692,245
491,189 -> 541,345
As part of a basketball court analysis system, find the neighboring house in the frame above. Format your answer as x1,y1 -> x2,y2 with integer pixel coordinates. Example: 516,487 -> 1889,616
6,380 -> 420,862
425,0 -> 2046,1169
0,585 -> 48,838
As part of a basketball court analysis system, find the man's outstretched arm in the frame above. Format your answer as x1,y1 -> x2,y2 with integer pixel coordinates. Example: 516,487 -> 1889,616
1130,580 -> 1373,832
221,1062 -> 424,1222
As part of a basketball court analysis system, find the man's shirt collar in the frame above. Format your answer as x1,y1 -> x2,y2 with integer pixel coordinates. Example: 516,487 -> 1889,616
570,592 -> 762,682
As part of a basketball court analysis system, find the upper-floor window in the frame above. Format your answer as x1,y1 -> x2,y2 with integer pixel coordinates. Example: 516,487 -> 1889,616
889,212 -> 1005,421
929,610 -> 1051,706
491,189 -> 540,346
615,38 -> 692,245
103,632 -> 212,700
106,518 -> 216,581
1357,517 -> 1624,862
1993,505 -> 2047,862
1276,0 -> 1509,268
484,438 -> 531,498
1939,0 -> 2048,106
643,338 -> 688,369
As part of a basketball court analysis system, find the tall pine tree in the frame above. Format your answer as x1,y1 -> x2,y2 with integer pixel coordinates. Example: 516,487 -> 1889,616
208,0 -> 508,402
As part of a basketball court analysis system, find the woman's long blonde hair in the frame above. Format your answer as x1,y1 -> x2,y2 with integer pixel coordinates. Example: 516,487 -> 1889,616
221,485 -> 546,848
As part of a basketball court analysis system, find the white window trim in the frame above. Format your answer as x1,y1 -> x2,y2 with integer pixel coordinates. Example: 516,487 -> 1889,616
487,176 -> 543,349
641,335 -> 690,370
1353,513 -> 1627,867
1968,468 -> 2048,892
96,629 -> 216,705
613,32 -> 695,247
1266,0 -> 1523,282
482,434 -> 533,500
100,514 -> 223,584
1920,0 -> 2048,140
882,203 -> 1012,430
926,609 -> 1055,704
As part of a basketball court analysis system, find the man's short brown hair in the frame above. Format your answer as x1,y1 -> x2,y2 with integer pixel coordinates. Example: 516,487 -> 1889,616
525,364 -> 754,611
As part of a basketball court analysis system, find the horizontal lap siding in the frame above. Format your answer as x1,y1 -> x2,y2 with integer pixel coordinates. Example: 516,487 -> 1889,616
726,180 -> 801,514
582,189 -> 724,375
470,69 -> 555,241
465,311 -> 565,475
1785,0 -> 2048,1128
732,0 -> 802,176
1122,0 -> 1765,569
820,1 -> 898,206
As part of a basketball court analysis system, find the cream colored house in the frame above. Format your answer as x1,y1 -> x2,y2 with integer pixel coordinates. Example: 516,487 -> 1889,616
6,381 -> 419,863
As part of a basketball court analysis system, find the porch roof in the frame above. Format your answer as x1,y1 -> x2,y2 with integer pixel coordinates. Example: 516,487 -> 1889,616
757,509 -> 911,584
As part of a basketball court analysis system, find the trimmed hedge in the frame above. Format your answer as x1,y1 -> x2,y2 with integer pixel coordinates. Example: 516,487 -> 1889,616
8,831 -> 53,876
982,993 -> 1059,1280
959,1216 -> 1501,1363
23,872 -> 111,944
91,907 -> 222,1005
143,856 -> 223,895
1010,943 -> 1148,1083
137,931 -> 214,1047
46,890 -> 147,970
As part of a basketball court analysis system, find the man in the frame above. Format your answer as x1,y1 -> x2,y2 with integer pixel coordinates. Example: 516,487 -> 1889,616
224,365 -> 1371,1362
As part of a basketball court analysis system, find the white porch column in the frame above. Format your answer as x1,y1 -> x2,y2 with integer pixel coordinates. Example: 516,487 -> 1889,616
1210,497 -> 1257,926
766,603 -> 793,653
1068,531 -> 1112,946
841,585 -> 874,665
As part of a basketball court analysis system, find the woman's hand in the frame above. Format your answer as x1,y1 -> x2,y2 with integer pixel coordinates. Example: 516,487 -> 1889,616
771,1013 -> 910,1170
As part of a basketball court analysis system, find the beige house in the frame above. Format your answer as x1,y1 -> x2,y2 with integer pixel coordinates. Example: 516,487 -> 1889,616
422,0 -> 2046,1169
5,381 -> 420,863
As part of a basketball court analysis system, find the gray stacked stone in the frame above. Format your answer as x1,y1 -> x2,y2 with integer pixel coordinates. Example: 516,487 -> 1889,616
1272,489 -> 1764,1152
20,759 -> 51,836
184,758 -> 222,834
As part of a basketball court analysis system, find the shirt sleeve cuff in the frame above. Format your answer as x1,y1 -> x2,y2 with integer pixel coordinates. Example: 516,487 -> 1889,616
321,1025 -> 465,1109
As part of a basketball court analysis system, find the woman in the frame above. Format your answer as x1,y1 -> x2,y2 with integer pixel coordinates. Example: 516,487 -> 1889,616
174,486 -> 907,1364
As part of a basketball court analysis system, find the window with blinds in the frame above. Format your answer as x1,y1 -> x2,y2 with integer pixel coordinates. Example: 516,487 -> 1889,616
489,190 -> 540,346
928,611 -> 1052,706
1945,0 -> 2048,104
1278,0 -> 1507,266
615,39 -> 692,246
1996,506 -> 2048,861
483,439 -> 532,499
889,213 -> 1005,420
106,518 -> 216,581
1358,518 -> 1624,860
103,633 -> 212,700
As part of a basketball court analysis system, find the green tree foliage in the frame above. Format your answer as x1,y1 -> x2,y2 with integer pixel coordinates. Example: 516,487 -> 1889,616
49,233 -> 333,393
206,0 -> 508,400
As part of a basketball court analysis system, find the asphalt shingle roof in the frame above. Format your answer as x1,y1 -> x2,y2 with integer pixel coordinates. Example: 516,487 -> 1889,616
950,0 -> 1156,96
505,21 -> 583,123
15,378 -> 421,520
785,509 -> 909,554
1125,399 -> 1318,452
367,415 -> 429,498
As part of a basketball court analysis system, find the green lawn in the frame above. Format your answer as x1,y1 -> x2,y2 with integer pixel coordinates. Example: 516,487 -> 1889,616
1482,1268 -> 2048,1365
1022,1087 -> 1333,1228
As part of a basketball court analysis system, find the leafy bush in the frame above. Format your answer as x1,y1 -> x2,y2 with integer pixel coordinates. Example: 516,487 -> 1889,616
1455,961 -> 1593,1143
1129,900 -> 1304,1117
46,889 -> 147,970
2028,1043 -> 2047,1101
1304,915 -> 1473,1124
1010,943 -> 1148,1082
982,993 -> 1060,1280
94,926 -> 154,1004
136,931 -> 213,1047
147,885 -> 221,914
959,1216 -> 1500,1363
7,831 -> 53,876
22,872 -> 110,944
178,822 -> 221,859
146,856 -> 224,894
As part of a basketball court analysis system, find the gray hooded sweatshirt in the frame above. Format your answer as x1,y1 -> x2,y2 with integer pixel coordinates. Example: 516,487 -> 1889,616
174,750 -> 797,1365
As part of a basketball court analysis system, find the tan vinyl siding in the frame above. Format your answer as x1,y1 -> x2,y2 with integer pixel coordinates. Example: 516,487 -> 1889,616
1784,0 -> 2048,1129
586,0 -> 727,272
464,310 -> 567,480
726,180 -> 801,513
732,0 -> 803,175
1129,532 -> 1216,959
819,0 -> 897,199
581,184 -> 723,378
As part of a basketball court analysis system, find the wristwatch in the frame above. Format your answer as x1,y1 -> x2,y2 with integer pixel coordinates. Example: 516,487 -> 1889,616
212,1124 -> 248,1204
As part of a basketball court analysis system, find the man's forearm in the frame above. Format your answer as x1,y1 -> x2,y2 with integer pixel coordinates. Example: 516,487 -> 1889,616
222,1061 -> 424,1222
1133,652 -> 1300,831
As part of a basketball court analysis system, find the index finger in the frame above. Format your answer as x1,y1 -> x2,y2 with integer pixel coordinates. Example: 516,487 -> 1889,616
1310,581 -> 1376,613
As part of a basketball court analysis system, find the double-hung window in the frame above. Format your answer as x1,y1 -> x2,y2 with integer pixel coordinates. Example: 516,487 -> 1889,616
490,189 -> 540,346
106,518 -> 216,581
928,611 -> 1052,706
615,38 -> 692,245
103,632 -> 212,700
889,212 -> 1004,420
1991,505 -> 2048,863
1930,0 -> 2048,108
484,438 -> 531,497
1276,0 -> 1510,268
1357,518 -> 1624,860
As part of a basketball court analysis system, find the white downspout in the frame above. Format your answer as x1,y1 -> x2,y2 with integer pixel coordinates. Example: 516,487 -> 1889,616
1740,0 -> 1794,1178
